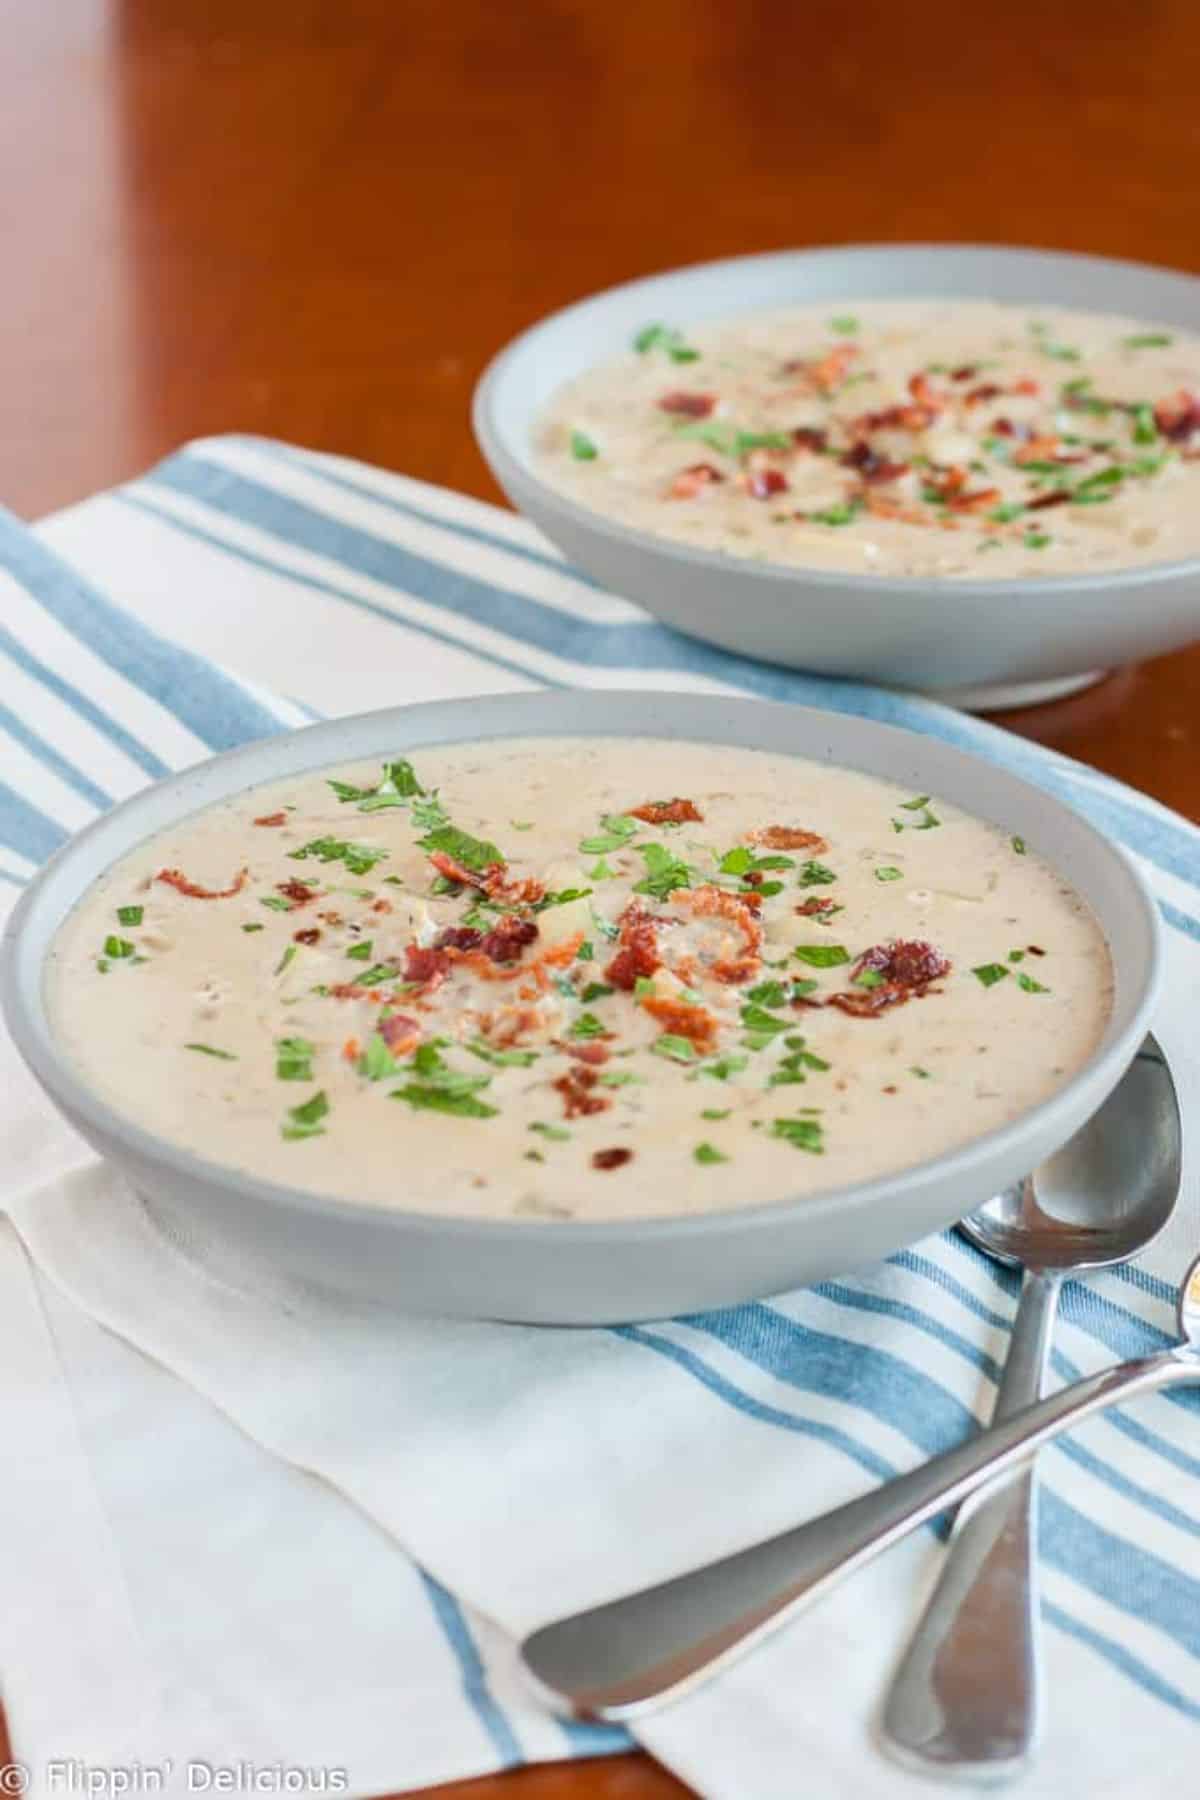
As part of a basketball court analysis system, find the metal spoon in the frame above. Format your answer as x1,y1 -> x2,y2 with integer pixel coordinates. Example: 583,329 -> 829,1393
880,1034 -> 1179,1782
522,1040 -> 1191,1721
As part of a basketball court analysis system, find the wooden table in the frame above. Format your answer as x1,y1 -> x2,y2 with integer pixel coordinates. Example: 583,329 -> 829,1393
1,2 -> 1196,1794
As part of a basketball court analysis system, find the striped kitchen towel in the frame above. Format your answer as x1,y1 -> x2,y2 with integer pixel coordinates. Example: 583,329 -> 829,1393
0,435 -> 1197,1800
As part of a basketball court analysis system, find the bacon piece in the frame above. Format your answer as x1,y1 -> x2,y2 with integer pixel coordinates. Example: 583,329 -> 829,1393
640,994 -> 718,1051
630,797 -> 703,825
327,983 -> 376,1002
1027,489 -> 1071,511
657,391 -> 716,417
554,1065 -> 610,1120
963,383 -> 1003,407
378,1011 -> 422,1056
429,850 -> 477,889
156,866 -> 248,900
478,1004 -> 548,1047
951,364 -> 978,382
671,885 -> 763,985
605,905 -> 663,990
746,467 -> 789,499
371,898 -> 393,914
947,485 -> 1001,514
277,878 -> 319,907
827,938 -> 950,1018
428,850 -> 545,909
403,944 -> 453,989
434,925 -> 482,952
852,399 -> 937,434
592,1147 -> 633,1171
749,824 -> 829,852
1014,435 -> 1082,467
796,896 -> 839,917
342,1038 -> 360,1062
1154,389 -> 1199,442
477,916 -> 540,964
293,926 -> 322,945
908,372 -> 946,413
253,812 -> 287,827
866,493 -> 930,525
559,1039 -> 612,1066
785,343 -> 860,394
666,462 -> 725,499
1011,377 -> 1040,396
792,426 -> 828,453
841,440 -> 909,484
990,416 -> 1016,437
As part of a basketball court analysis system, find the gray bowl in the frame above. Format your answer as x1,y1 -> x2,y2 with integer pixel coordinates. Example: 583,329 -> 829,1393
1,690 -> 1161,1323
474,244 -> 1200,710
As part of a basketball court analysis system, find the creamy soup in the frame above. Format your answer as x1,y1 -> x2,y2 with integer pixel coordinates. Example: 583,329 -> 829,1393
47,738 -> 1113,1222
536,301 -> 1200,578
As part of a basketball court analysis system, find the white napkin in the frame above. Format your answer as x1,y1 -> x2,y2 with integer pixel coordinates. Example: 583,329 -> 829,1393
2,437 -> 1198,1799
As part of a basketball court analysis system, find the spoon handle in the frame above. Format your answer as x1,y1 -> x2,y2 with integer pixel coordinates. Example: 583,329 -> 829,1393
521,1345 -> 1199,1721
880,1268 -> 1062,1779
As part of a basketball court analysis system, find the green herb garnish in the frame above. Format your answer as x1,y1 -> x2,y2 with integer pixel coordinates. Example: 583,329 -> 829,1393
346,939 -> 374,961
701,1107 -> 731,1120
579,814 -> 639,855
1131,405 -> 1159,447
693,1142 -> 729,1165
276,1035 -> 315,1081
796,860 -> 837,887
103,935 -> 136,960
466,1038 -> 539,1067
393,1084 -> 498,1118
633,322 -> 699,362
972,962 -> 1010,988
241,922 -> 265,933
116,905 -> 144,927
580,982 -> 615,1003
829,315 -> 859,335
529,1120 -> 571,1142
875,866 -> 903,882
1017,972 -> 1051,994
633,842 -> 693,900
893,795 -> 941,832
1122,333 -> 1172,349
185,1043 -> 237,1060
651,1034 -> 699,1063
570,430 -> 599,461
770,1116 -> 825,1154
282,1090 -> 329,1140
700,1053 -> 750,1082
792,943 -> 850,968
290,837 -> 387,876
587,857 -> 616,880
1011,835 -> 1027,854
274,945 -> 297,977
1023,531 -> 1052,550
417,823 -> 504,872
569,1012 -> 608,1040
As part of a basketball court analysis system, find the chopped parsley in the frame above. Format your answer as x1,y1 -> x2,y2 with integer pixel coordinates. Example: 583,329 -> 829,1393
290,838 -> 387,875
579,814 -> 639,855
393,1084 -> 497,1118
740,1001 -> 791,1045
1017,972 -> 1052,994
569,1011 -> 608,1040
1131,405 -> 1159,447
633,842 -> 692,900
700,1053 -> 750,1082
359,1033 -> 402,1081
674,420 -> 791,458
281,1090 -> 329,1140
274,945 -> 297,977
529,1120 -> 571,1142
701,1107 -> 731,1120
792,943 -> 850,968
329,758 -> 424,811
1024,531 -> 1052,550
1122,332 -> 1172,349
580,982 -> 616,1003
185,1043 -> 237,1060
988,502 -> 1025,523
103,935 -> 136,960
892,795 -> 941,832
829,315 -> 859,335
353,962 -> 403,988
116,905 -> 144,927
770,1116 -> 825,1154
588,857 -> 617,880
796,860 -> 837,887
852,967 -> 886,990
911,1066 -> 932,1079
597,1068 -> 644,1087
417,821 -> 504,872
633,322 -> 699,362
466,1038 -> 539,1067
874,866 -> 903,883
276,1035 -> 315,1081
810,500 -> 863,527
693,1142 -> 729,1165
241,922 -> 265,933
570,430 -> 599,461
346,939 -> 374,961
972,962 -> 1010,988
651,1034 -> 699,1063
577,941 -> 594,962
536,886 -> 594,911
1011,835 -> 1027,854
410,792 -> 450,832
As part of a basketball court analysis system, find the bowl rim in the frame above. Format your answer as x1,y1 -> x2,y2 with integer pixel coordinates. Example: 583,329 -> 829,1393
1,688 -> 1163,1246
473,239 -> 1200,598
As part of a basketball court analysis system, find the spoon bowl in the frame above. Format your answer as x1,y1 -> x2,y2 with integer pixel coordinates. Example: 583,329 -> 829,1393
961,1038 -> 1181,1274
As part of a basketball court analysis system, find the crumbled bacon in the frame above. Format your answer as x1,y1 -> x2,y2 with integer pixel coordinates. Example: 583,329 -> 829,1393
477,916 -> 540,964
657,391 -> 717,417
908,372 -> 946,413
1014,436 -> 1082,467
371,898 -> 393,914
404,944 -> 453,989
253,812 -> 287,827
630,798 -> 703,825
792,426 -> 828,453
592,1147 -> 633,1171
841,440 -> 909,484
156,866 -> 248,900
434,925 -> 482,952
852,399 -> 937,434
293,927 -> 322,945
746,467 -> 789,499
1011,377 -> 1040,397
796,896 -> 839,917
1027,489 -> 1072,511
1154,389 -> 1199,442
666,462 -> 725,499
784,343 -> 860,394
640,994 -> 718,1051
948,485 -> 1001,513
277,878 -> 319,907
827,939 -> 950,1018
559,1039 -> 612,1065
428,850 -> 544,909
670,885 -> 763,985
429,850 -> 475,889
479,1005 -> 547,1047
378,1012 -> 422,1055
327,983 -> 374,1002
963,383 -> 1003,407
554,1066 -> 610,1120
750,825 -> 829,852
951,364 -> 978,383
990,416 -> 1016,436
605,904 -> 663,990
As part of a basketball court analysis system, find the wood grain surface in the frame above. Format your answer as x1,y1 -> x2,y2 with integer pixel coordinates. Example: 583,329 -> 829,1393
1,3 -> 1197,1796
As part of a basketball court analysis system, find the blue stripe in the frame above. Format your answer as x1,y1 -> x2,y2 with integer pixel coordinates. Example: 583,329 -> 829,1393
146,449 -> 1200,898
1160,899 -> 1200,944
262,436 -> 606,588
0,507 -> 288,754
0,783 -> 65,865
619,1323 -> 1199,1716
415,1569 -> 524,1768
1043,1601 -> 1200,1722
555,1718 -> 631,1759
0,627 -> 171,782
815,1279 -> 1005,1385
116,493 -> 556,693
0,699 -> 112,811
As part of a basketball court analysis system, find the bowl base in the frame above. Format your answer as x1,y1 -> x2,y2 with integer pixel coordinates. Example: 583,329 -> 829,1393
927,670 -> 1106,714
